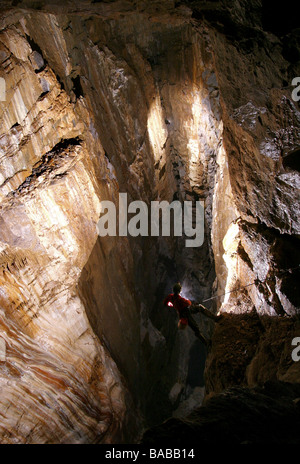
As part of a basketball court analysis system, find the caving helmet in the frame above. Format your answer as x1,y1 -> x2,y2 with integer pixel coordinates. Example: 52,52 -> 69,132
173,282 -> 182,295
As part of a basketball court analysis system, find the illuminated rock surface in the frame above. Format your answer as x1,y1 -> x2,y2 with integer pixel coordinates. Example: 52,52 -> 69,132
0,0 -> 299,444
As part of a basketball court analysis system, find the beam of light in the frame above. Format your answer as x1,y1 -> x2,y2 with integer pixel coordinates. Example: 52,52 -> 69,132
147,94 -> 168,164
187,92 -> 202,163
179,285 -> 190,300
222,222 -> 240,304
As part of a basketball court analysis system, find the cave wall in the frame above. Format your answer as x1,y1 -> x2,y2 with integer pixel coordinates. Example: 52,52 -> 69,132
0,0 -> 299,443
204,2 -> 300,395
71,15 -> 222,423
0,10 -> 135,443
211,25 -> 300,313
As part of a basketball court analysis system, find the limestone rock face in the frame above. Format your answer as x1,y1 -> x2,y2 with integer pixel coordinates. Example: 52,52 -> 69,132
0,0 -> 299,444
0,12 -> 131,443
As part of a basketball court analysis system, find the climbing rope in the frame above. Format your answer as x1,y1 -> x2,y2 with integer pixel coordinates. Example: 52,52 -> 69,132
202,264 -> 300,303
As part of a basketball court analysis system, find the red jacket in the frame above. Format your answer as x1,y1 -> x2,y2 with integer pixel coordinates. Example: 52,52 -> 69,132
163,293 -> 191,319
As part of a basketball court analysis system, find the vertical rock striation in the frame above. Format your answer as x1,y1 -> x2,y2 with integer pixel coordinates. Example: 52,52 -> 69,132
0,13 -> 131,443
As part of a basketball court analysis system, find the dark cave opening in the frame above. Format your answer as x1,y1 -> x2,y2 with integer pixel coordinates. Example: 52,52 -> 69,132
283,148 -> 300,172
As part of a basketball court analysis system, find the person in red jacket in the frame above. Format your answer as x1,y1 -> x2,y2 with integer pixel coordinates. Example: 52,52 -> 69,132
163,282 -> 209,346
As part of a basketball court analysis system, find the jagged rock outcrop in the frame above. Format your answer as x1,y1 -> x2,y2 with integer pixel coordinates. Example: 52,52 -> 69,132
141,380 -> 300,444
0,0 -> 299,444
